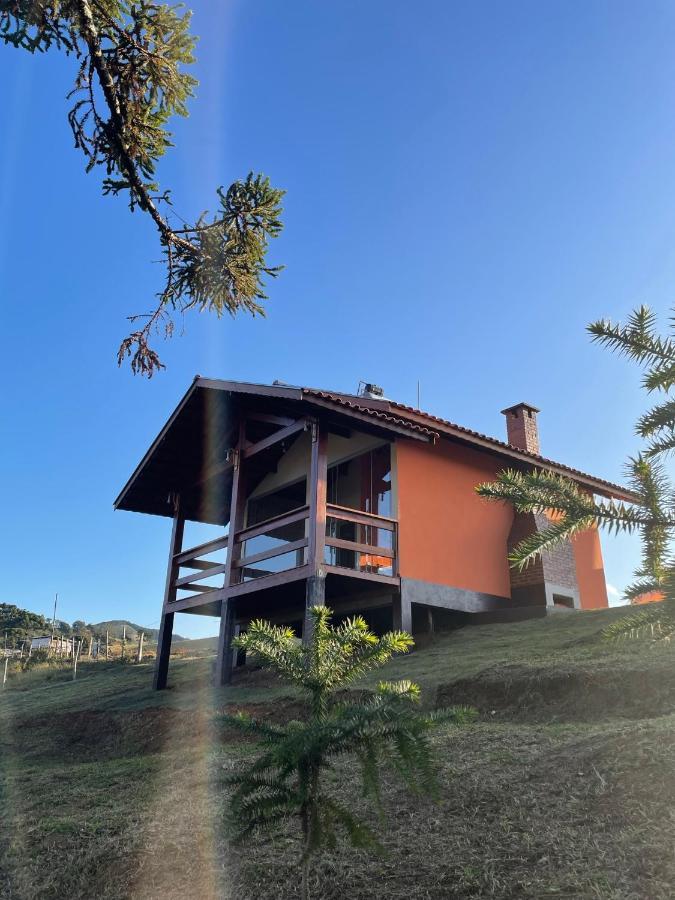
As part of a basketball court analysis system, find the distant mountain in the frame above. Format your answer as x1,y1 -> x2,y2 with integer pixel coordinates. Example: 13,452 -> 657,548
90,620 -> 186,642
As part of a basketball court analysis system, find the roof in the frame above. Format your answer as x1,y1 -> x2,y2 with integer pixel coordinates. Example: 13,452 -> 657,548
300,386 -> 634,501
114,377 -> 636,523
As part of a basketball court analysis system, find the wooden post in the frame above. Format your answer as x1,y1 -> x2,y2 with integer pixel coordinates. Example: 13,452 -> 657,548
105,630 -> 109,660
216,419 -> 247,687
122,625 -> 126,661
153,503 -> 185,691
72,640 -> 81,681
2,657 -> 8,688
87,637 -> 92,659
137,632 -> 144,663
215,599 -> 235,686
304,420 -> 328,644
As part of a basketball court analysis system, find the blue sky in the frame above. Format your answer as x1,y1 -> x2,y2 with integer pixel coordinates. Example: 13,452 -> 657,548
2,0 -> 675,636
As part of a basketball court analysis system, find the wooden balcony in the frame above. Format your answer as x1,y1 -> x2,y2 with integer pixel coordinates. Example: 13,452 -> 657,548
154,412 -> 402,689
167,502 -> 398,615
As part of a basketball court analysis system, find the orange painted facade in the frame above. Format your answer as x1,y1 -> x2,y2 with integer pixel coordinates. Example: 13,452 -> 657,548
396,439 -> 514,598
396,438 -> 609,608
633,591 -> 664,605
571,528 -> 609,609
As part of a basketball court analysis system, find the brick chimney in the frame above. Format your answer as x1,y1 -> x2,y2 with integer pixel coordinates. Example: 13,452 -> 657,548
501,402 -> 541,455
499,401 -> 579,609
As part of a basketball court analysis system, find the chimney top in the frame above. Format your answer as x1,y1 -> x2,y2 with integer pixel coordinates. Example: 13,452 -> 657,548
501,402 -> 541,454
500,401 -> 540,417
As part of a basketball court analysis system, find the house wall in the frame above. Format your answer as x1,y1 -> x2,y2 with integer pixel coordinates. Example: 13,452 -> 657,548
395,439 -> 514,598
396,437 -> 610,610
571,527 -> 609,609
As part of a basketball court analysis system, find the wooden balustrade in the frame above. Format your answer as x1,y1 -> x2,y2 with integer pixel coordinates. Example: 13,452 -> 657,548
325,504 -> 398,577
172,505 -> 311,597
169,502 -> 397,601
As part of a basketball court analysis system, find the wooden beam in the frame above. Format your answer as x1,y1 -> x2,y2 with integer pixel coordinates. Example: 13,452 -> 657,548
174,534 -> 229,565
307,421 -> 328,575
216,419 -> 247,686
324,537 -> 394,558
228,564 -> 311,598
235,506 -> 309,543
154,505 -> 185,690
246,412 -> 297,428
323,564 -> 399,586
175,563 -> 228,587
215,598 -> 236,685
153,611 -> 174,690
233,538 -> 308,570
180,559 -> 222,571
177,583 -> 218,594
242,418 -> 308,460
193,456 -> 234,488
326,504 -> 396,529
304,574 -> 326,644
169,589 -> 226,614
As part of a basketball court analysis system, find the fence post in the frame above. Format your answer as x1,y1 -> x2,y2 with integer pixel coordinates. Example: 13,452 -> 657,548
2,657 -> 8,688
72,640 -> 81,681
106,630 -> 109,660
137,632 -> 144,663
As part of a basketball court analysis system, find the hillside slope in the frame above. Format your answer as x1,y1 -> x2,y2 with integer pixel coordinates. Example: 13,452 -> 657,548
90,620 -> 186,642
1,607 -> 674,899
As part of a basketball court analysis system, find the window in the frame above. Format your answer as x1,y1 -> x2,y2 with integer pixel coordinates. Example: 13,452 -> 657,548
325,445 -> 393,575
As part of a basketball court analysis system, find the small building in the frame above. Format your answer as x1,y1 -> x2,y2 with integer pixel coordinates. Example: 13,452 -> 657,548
114,378 -> 635,690
30,635 -> 74,655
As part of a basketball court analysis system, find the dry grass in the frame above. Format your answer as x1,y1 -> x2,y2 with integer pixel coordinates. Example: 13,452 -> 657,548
1,607 -> 675,899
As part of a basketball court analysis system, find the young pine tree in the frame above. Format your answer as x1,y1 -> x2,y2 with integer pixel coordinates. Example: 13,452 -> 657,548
224,605 -> 473,900
1,2 -> 284,375
477,306 -> 675,640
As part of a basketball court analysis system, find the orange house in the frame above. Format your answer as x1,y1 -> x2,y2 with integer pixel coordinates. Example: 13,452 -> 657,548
115,379 -> 634,689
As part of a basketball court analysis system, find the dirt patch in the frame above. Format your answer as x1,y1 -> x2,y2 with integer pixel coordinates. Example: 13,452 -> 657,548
436,660 -> 675,723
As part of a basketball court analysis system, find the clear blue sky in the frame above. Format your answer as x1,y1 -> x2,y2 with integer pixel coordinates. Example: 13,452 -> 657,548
2,0 -> 674,637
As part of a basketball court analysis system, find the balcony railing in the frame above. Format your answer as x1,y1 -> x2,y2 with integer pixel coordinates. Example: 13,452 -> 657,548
234,505 -> 309,582
173,533 -> 229,598
325,503 -> 397,578
171,502 -> 397,602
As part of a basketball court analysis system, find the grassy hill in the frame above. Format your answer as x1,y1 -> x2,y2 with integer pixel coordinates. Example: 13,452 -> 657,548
1,607 -> 674,899
173,634 -> 218,652
91,620 -> 186,642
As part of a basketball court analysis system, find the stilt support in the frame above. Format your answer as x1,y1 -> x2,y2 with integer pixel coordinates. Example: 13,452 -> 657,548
215,598 -> 236,686
304,574 -> 326,643
153,611 -> 174,691
153,505 -> 184,691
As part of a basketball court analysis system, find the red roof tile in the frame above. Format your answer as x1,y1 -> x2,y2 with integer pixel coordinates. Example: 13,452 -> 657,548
301,388 -> 634,501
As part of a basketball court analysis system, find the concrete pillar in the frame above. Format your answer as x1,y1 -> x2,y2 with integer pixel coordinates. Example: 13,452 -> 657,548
392,591 -> 412,634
